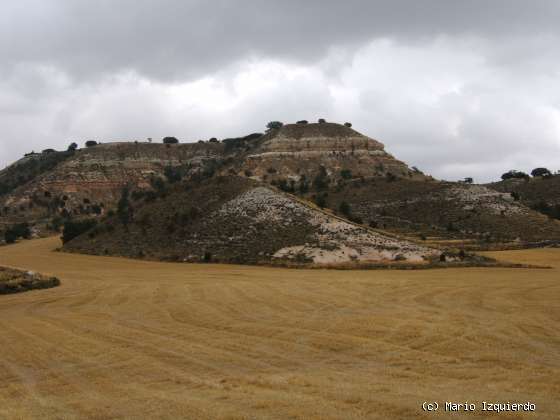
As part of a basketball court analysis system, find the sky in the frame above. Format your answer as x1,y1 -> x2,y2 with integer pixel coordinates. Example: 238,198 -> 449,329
1,1 -> 560,182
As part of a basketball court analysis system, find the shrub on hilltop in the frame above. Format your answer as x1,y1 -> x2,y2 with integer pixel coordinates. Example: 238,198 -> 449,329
501,170 -> 529,180
531,167 -> 552,178
266,121 -> 284,131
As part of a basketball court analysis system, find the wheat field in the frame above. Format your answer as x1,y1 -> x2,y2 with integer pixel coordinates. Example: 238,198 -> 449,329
0,237 -> 558,419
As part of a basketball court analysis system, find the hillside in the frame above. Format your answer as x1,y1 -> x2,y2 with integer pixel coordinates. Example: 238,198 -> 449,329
488,175 -> 560,219
0,150 -> 74,197
2,122 -> 560,254
316,178 -> 560,245
0,142 -> 225,231
63,176 -> 441,266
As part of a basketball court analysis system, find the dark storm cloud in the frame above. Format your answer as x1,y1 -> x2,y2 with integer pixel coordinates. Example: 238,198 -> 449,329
1,0 -> 560,181
2,0 -> 560,81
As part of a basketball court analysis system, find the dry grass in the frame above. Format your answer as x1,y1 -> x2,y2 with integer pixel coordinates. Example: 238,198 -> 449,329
0,237 -> 559,419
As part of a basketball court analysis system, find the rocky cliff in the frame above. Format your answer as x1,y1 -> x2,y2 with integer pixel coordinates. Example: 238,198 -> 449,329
238,123 -> 421,183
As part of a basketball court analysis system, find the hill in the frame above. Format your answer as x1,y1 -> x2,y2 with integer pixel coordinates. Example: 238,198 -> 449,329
62,176 -> 440,266
487,175 -> 560,220
236,122 -> 425,184
0,141 -> 224,232
2,121 -> 560,256
308,178 -> 560,246
231,122 -> 560,247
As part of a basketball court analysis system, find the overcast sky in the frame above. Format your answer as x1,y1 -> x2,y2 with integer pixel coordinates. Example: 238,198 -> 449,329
1,0 -> 560,182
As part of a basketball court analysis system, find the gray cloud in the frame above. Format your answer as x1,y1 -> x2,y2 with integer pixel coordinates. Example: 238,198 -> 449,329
1,0 -> 560,181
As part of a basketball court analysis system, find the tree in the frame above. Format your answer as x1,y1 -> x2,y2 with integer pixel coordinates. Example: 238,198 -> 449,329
318,118 -> 326,123
463,177 -> 473,184
313,166 -> 329,190
501,170 -> 529,180
68,142 -> 78,151
5,223 -> 31,243
164,166 -> 182,183
344,122 -> 352,127
531,167 -> 552,178
162,137 -> 179,144
4,230 -> 17,244
297,120 -> 308,124
266,121 -> 283,130
85,140 -> 98,147
314,194 -> 327,208
117,187 -> 133,226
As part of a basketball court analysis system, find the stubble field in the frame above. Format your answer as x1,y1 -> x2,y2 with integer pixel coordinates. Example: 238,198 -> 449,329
0,237 -> 559,419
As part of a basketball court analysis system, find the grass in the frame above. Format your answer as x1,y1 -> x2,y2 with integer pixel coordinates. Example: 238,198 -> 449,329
0,237 -> 559,419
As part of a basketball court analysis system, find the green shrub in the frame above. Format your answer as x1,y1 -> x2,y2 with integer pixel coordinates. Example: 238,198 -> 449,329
266,121 -> 283,130
4,223 -> 31,243
4,230 -> 17,244
314,194 -> 327,208
501,170 -> 529,180
339,201 -> 351,217
313,166 -> 329,190
62,219 -> 97,244
164,166 -> 182,183
340,169 -> 352,180
531,167 -> 552,177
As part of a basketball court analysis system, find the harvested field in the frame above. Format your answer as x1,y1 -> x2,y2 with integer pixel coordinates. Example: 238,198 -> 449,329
0,237 -> 559,419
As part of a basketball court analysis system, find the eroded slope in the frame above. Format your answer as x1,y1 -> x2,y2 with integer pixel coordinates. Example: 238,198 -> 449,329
63,176 -> 438,266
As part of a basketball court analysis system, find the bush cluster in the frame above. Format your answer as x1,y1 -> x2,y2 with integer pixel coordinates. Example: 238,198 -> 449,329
62,219 -> 97,244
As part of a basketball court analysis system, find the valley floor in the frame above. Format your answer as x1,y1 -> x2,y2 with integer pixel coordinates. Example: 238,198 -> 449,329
0,238 -> 559,419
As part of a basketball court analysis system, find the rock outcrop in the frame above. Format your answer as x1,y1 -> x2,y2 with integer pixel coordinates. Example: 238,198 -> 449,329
0,142 -> 223,223
240,123 -> 421,183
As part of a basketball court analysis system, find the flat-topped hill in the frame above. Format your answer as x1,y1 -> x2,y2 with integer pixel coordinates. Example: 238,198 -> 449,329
240,122 -> 418,183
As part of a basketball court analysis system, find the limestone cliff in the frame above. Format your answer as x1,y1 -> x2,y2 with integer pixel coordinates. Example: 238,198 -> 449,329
239,123 -> 421,183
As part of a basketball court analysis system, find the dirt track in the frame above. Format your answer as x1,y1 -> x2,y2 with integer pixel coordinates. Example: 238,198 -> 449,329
0,237 -> 559,419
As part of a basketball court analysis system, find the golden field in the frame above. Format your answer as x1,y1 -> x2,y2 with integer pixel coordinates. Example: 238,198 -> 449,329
0,237 -> 559,419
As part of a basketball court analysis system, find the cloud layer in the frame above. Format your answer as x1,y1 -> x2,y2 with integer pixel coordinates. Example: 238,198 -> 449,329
1,0 -> 560,181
